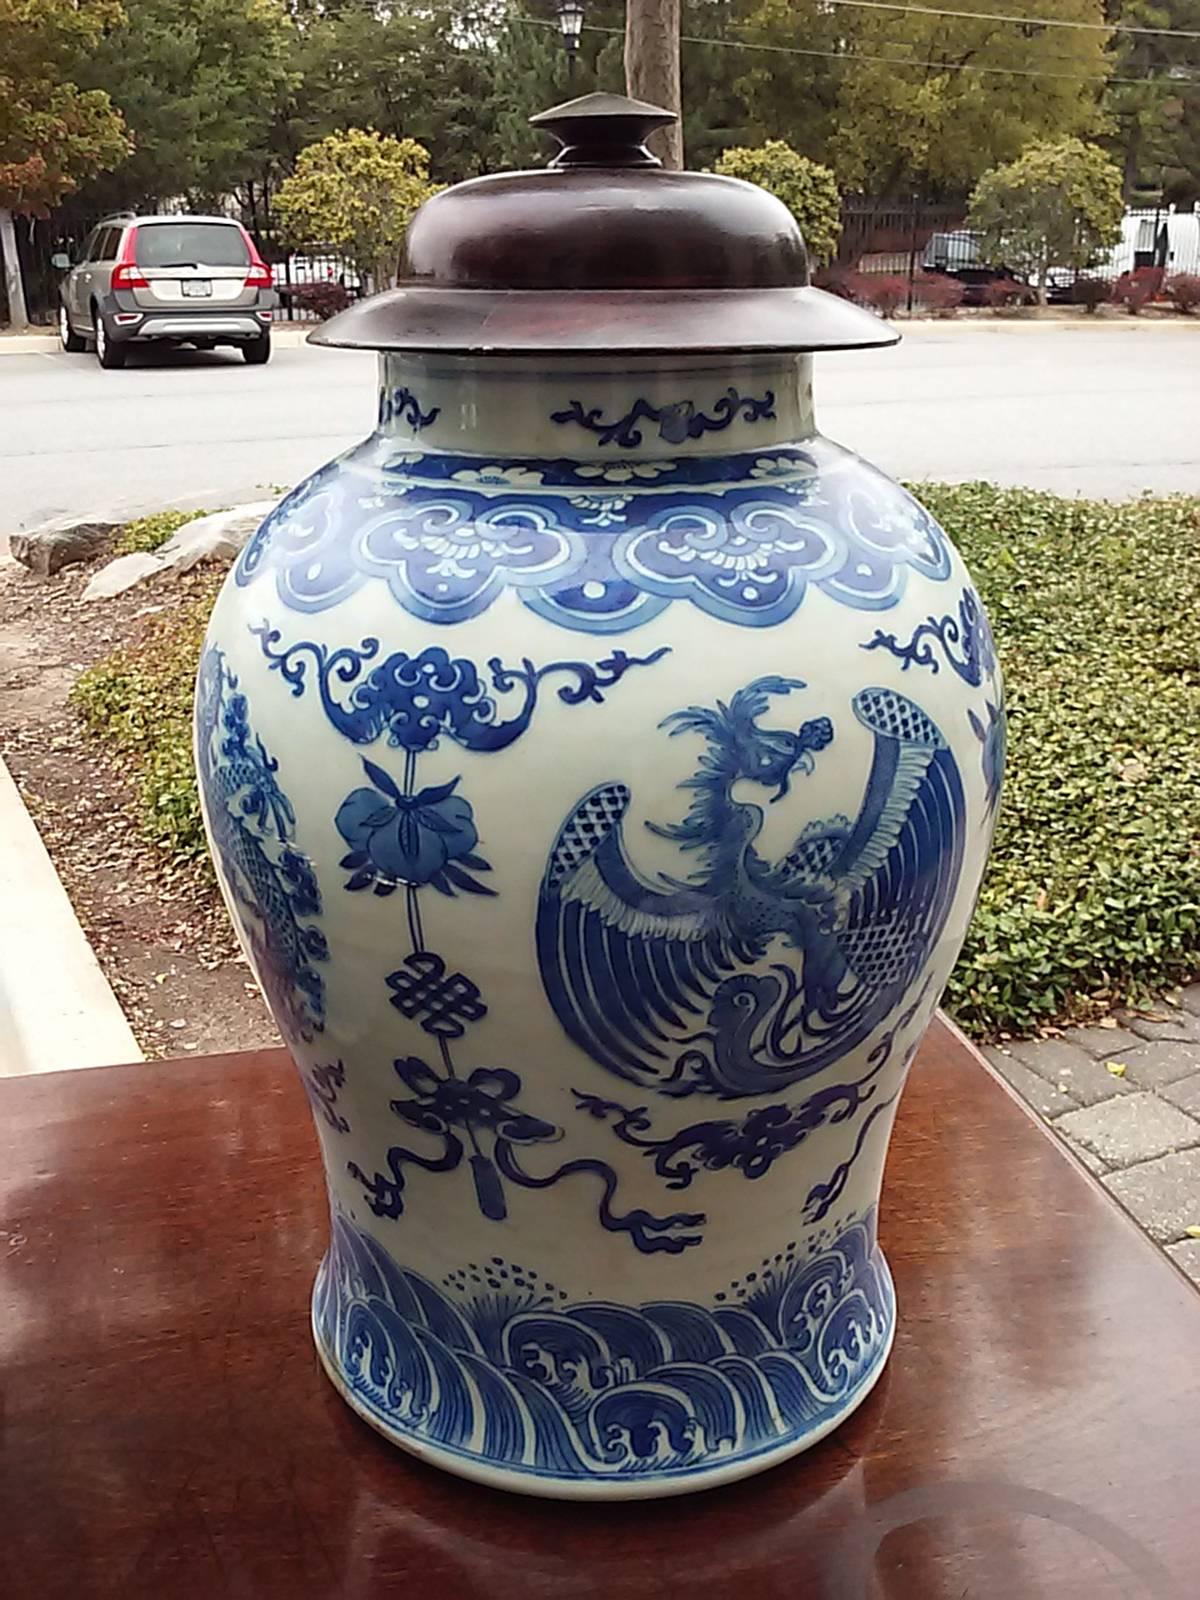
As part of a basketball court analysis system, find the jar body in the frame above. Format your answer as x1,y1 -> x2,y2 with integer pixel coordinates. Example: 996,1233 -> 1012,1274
196,351 -> 1003,1498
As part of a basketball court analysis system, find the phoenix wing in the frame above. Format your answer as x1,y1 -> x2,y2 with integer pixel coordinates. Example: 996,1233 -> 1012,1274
784,685 -> 966,1048
537,783 -> 751,1088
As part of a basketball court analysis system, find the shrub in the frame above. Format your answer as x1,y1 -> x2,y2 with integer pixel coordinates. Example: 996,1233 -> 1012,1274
114,508 -> 203,556
914,272 -> 965,315
968,138 -> 1124,298
1166,273 -> 1200,314
982,277 -> 1032,310
273,128 -> 439,287
286,280 -> 353,321
71,575 -> 222,863
860,275 -> 907,317
1070,276 -> 1111,312
813,265 -> 865,302
919,484 -> 1200,1038
713,142 -> 842,265
1112,267 -> 1163,314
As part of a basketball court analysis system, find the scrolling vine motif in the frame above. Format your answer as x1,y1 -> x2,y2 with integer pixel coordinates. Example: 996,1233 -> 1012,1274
378,385 -> 441,432
551,389 -> 776,449
862,584 -> 996,688
574,979 -> 930,1224
252,626 -> 668,755
861,584 -> 1005,815
306,1060 -> 349,1132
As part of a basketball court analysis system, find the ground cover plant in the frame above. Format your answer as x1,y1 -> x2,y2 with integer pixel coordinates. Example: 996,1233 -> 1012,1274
71,488 -> 1200,1040
71,569 -> 221,863
929,485 -> 1200,1037
113,508 -> 203,555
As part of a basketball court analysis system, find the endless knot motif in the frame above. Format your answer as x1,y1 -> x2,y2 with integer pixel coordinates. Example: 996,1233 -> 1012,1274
386,952 -> 487,1038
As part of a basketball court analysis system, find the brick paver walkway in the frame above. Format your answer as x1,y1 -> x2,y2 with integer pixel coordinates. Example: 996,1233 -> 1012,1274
983,984 -> 1200,1287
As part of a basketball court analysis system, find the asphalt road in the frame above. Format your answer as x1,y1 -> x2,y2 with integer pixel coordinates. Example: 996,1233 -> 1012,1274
3,323 -> 1197,535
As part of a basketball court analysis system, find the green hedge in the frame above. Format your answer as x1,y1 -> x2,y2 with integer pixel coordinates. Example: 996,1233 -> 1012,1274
931,484 -> 1200,1036
71,488 -> 1200,1039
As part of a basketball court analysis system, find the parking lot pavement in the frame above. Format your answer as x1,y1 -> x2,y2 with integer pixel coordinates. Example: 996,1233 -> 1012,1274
2,322 -> 1197,541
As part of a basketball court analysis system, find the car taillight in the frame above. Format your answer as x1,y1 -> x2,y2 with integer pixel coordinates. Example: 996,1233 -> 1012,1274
112,227 -> 148,290
112,263 -> 149,290
238,225 -> 272,290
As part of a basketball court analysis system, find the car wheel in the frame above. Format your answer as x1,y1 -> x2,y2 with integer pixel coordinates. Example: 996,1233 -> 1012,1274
59,302 -> 86,353
242,332 -> 271,365
93,307 -> 127,370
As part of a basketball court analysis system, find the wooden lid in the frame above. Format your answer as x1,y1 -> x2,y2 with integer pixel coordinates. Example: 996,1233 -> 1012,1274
311,93 -> 897,356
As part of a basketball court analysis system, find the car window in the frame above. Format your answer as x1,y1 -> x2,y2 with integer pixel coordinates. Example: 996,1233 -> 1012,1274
136,223 -> 249,269
93,227 -> 120,261
80,228 -> 101,263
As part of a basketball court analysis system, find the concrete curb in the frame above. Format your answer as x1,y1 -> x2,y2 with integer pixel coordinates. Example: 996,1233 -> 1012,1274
3,317 -> 1198,353
0,754 -> 142,1074
0,323 -> 316,355
897,314 -> 1200,334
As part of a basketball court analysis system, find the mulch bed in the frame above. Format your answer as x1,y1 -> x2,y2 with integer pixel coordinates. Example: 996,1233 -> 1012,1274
0,548 -> 276,1060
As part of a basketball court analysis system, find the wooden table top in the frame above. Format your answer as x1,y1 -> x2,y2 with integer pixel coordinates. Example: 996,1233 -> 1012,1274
3,1020 -> 1198,1599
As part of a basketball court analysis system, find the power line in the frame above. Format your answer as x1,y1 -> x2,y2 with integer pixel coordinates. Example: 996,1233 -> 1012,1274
517,17 -> 1198,85
820,0 -> 1200,42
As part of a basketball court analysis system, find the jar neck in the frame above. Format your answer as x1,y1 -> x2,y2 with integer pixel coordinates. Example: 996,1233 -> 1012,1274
375,351 -> 816,459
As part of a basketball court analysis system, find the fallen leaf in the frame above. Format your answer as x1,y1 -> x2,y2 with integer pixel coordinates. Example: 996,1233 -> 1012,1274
1185,1226 -> 1200,1240
1107,1062 -> 1127,1077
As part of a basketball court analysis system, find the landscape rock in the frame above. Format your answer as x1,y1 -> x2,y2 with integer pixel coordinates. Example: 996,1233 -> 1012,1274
82,501 -> 276,601
9,519 -> 119,577
82,552 -> 162,600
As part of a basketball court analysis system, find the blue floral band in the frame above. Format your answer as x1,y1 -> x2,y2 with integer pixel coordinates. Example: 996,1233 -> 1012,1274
235,444 -> 953,632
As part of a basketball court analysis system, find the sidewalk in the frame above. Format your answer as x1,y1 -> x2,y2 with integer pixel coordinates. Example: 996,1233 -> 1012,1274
3,313 -> 1198,355
984,994 -> 1200,1287
0,323 -> 316,355
0,754 -> 141,1074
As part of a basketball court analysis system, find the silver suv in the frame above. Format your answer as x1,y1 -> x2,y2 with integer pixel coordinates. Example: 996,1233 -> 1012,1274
58,214 -> 277,368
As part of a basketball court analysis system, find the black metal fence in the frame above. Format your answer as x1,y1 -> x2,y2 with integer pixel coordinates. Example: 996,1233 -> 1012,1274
249,229 -> 362,322
837,200 -> 1200,307
5,199 -> 1198,327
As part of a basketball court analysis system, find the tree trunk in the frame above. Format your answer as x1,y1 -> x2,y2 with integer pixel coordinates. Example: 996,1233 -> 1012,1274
624,0 -> 683,170
0,208 -> 31,331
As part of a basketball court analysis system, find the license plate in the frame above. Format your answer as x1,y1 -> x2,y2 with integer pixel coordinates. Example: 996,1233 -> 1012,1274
182,280 -> 212,297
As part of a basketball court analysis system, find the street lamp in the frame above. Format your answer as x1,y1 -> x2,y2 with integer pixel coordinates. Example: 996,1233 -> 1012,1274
555,0 -> 584,79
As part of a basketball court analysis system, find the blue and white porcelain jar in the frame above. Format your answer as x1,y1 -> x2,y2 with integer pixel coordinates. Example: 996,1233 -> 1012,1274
196,93 -> 1003,1499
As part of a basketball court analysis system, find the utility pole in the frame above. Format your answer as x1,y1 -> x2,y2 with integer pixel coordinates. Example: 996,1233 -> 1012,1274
624,0 -> 683,170
0,209 -> 31,331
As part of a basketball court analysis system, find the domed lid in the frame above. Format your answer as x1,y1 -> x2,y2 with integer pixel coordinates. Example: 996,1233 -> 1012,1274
311,92 -> 895,356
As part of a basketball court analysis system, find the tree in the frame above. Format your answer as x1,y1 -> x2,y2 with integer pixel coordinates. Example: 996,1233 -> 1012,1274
482,0 -> 627,171
969,137 -> 1125,302
626,0 -> 684,168
269,3 -> 511,186
273,129 -> 440,288
714,141 -> 841,262
736,0 -> 1113,199
1102,0 -> 1200,204
0,0 -> 130,325
713,0 -> 848,170
73,0 -> 297,213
